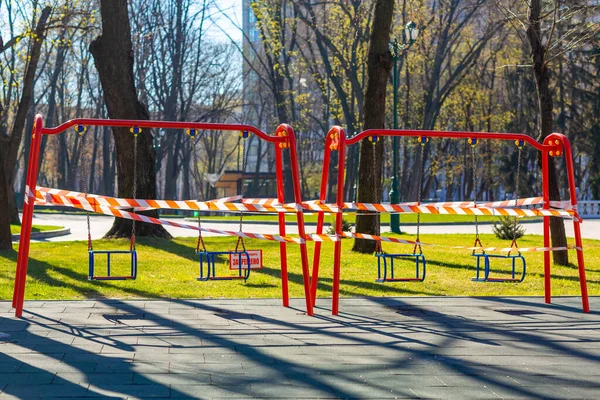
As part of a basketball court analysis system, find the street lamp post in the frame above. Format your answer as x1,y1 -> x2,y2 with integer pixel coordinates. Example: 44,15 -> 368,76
389,22 -> 419,234
154,128 -> 165,172
389,38 -> 401,233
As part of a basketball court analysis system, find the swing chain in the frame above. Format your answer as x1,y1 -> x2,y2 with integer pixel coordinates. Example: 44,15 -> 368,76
470,140 -> 483,255
414,138 -> 426,254
235,132 -> 248,252
189,129 -> 207,253
130,129 -> 139,251
510,144 -> 524,254
77,126 -> 93,252
370,137 -> 383,255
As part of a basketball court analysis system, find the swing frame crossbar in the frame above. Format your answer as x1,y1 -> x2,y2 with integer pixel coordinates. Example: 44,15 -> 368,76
376,252 -> 426,282
197,250 -> 251,281
313,126 -> 589,315
12,116 -> 315,318
89,249 -> 138,281
471,253 -> 526,283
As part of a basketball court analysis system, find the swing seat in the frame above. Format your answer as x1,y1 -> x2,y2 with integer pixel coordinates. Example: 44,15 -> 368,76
375,252 -> 426,282
197,250 -> 251,281
471,253 -> 526,283
88,250 -> 137,281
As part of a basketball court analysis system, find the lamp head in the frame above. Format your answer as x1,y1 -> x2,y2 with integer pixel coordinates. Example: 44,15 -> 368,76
404,21 -> 419,44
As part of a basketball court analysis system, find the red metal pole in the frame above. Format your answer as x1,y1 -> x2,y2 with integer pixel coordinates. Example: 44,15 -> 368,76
275,145 -> 289,307
351,128 -> 550,151
541,148 -> 551,305
13,115 -> 44,317
12,130 -> 36,308
42,118 -> 283,144
572,221 -> 590,312
13,117 -> 286,317
550,133 -> 590,312
279,124 -> 314,316
331,129 -> 347,315
310,130 -> 335,303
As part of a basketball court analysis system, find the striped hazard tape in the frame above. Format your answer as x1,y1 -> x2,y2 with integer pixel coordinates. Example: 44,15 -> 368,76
417,197 -> 545,208
37,194 -> 305,244
304,197 -> 571,210
34,186 -> 581,252
35,187 -> 577,220
36,186 -> 243,204
281,199 -> 577,218
340,202 -> 577,219
242,198 -> 280,206
475,197 -> 572,210
309,232 -> 581,253
32,185 -> 583,252
35,187 -> 300,213
35,187 -> 246,211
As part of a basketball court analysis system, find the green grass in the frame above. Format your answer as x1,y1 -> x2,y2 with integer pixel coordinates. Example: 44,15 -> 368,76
1,233 -> 597,301
10,224 -> 63,235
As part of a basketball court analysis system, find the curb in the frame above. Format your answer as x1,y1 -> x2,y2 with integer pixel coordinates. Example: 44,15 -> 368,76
12,227 -> 71,242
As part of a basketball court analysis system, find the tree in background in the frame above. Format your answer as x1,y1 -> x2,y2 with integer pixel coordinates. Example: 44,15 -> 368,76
1,0 -> 599,256
352,0 -> 394,253
520,0 -> 599,265
89,0 -> 170,239
295,0 -> 373,202
246,0 -> 299,202
526,0 -> 568,265
0,4 -> 52,250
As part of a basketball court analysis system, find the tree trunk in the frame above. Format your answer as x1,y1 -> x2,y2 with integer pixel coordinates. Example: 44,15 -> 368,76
273,93 -> 295,203
352,0 -> 394,253
0,6 -> 51,244
37,31 -> 68,174
18,108 -> 34,214
527,0 -> 568,265
0,152 -> 13,250
327,150 -> 338,203
90,0 -> 171,239
102,125 -> 113,195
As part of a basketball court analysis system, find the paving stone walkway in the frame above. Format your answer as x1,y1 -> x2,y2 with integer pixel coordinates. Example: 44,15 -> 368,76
1,297 -> 599,399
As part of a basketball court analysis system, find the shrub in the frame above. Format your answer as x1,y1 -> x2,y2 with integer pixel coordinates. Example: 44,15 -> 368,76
326,218 -> 353,236
492,216 -> 525,240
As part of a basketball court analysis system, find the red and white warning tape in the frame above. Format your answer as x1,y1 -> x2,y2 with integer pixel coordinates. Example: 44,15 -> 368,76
341,202 -> 576,219
35,187 -> 300,213
35,186 -> 578,220
31,186 -> 583,252
309,232 -> 581,252
242,198 -> 280,206
35,193 -> 304,244
416,197 -> 545,208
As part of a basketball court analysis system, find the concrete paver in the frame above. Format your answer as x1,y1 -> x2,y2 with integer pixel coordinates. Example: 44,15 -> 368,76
1,297 -> 599,399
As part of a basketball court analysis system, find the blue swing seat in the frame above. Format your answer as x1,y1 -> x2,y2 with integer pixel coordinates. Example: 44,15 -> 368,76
471,253 -> 526,282
197,250 -> 251,281
88,249 -> 138,281
376,252 -> 426,282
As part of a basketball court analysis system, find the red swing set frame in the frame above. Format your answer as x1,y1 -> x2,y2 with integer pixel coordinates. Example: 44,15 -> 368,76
12,115 -> 315,317
313,126 -> 590,315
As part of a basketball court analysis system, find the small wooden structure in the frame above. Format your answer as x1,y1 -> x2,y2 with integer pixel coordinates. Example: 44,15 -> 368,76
205,170 -> 277,198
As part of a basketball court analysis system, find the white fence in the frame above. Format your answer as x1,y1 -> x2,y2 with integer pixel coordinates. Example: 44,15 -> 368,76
579,201 -> 600,218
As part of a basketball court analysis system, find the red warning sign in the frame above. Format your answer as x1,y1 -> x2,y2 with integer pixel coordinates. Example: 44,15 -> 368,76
229,250 -> 263,270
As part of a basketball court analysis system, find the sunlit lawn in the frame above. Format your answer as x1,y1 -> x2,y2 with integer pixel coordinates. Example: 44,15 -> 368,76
10,224 -> 63,235
0,232 -> 597,301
